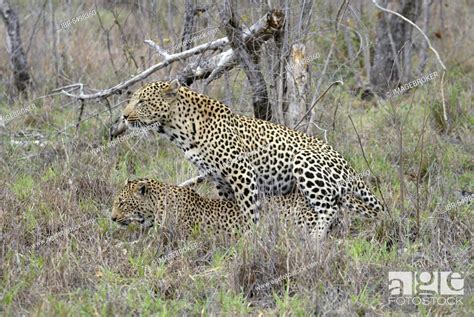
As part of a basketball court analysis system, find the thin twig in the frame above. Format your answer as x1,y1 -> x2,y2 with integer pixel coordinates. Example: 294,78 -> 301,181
335,0 -> 350,33
296,121 -> 328,143
14,100 -> 127,162
371,0 -> 448,122
397,118 -> 405,222
95,2 -> 119,79
75,100 -> 85,132
294,81 -> 343,130
371,0 -> 446,70
348,115 -> 389,217
415,103 -> 430,236
440,71 -> 448,123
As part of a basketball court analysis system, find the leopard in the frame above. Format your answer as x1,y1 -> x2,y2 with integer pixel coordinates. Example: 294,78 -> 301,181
111,178 -> 374,237
111,79 -> 385,238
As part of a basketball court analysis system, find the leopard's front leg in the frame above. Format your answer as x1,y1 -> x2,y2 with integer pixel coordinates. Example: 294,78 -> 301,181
223,157 -> 260,223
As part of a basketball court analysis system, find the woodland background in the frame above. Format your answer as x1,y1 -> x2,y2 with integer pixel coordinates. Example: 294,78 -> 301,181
0,0 -> 472,315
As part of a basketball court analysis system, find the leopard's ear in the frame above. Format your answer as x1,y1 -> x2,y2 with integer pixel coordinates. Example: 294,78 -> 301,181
168,79 -> 180,92
126,177 -> 139,188
162,79 -> 181,101
136,180 -> 149,196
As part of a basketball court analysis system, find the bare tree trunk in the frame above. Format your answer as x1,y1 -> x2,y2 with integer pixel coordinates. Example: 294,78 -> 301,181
49,0 -> 59,85
220,0 -> 274,121
370,0 -> 421,96
344,27 -> 355,60
177,9 -> 284,90
270,0 -> 289,125
348,5 -> 372,84
0,0 -> 31,93
417,0 -> 431,74
180,0 -> 196,52
287,0 -> 312,129
286,44 -> 309,128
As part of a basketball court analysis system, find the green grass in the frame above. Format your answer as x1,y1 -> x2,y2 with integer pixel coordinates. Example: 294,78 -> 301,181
1,83 -> 472,314
1,1 -> 473,315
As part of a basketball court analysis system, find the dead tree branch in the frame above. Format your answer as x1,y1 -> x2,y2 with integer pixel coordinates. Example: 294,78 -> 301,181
294,81 -> 343,130
221,2 -> 283,120
57,10 -> 284,101
179,9 -> 285,87
57,37 -> 229,100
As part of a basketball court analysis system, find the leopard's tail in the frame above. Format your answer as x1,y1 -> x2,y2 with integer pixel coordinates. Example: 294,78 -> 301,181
343,180 -> 385,218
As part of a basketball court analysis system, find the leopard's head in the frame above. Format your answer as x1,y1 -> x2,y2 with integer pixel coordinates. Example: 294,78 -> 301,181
122,80 -> 181,130
111,179 -> 158,227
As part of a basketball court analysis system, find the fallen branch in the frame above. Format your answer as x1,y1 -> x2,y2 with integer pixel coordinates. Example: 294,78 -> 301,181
56,37 -> 229,100
179,9 -> 284,86
220,2 -> 280,120
56,10 -> 284,100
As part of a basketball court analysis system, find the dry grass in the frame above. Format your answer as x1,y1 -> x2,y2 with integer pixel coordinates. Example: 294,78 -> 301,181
0,0 -> 473,315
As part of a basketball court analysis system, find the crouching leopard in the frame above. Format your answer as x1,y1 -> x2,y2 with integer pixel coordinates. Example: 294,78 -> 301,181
111,178 -> 374,236
111,80 -> 385,237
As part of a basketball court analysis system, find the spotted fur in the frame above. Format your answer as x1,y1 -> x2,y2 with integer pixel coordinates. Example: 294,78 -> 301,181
111,178 -> 374,237
117,80 -> 385,237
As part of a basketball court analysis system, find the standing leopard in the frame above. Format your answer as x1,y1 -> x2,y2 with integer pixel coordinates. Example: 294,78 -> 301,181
112,80 -> 385,237
111,178 -> 374,236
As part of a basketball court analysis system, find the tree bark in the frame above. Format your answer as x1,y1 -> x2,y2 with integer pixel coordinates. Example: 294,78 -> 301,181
285,44 -> 309,128
370,0 -> 421,96
269,0 -> 289,125
177,9 -> 284,89
417,0 -> 431,74
0,0 -> 31,93
220,0 -> 278,121
180,0 -> 196,52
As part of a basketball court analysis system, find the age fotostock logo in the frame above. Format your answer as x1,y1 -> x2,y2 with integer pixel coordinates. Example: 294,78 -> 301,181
388,271 -> 464,306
